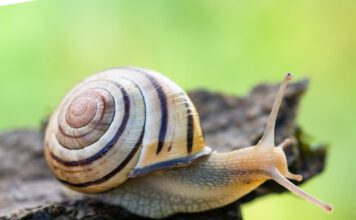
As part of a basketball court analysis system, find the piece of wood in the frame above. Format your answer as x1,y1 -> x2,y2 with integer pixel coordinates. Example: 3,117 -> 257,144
0,79 -> 327,220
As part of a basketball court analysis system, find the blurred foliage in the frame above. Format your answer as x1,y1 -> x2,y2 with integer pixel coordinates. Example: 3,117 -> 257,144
0,0 -> 355,219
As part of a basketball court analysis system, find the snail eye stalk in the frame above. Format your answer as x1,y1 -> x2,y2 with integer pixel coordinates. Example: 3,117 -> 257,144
258,73 -> 292,148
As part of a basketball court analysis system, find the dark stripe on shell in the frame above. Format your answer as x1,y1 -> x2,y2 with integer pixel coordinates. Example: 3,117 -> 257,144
127,67 -> 168,155
49,85 -> 130,166
129,146 -> 213,178
185,102 -> 194,153
57,128 -> 144,188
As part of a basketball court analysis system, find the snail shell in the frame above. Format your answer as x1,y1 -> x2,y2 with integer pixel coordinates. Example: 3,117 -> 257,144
44,67 -> 212,193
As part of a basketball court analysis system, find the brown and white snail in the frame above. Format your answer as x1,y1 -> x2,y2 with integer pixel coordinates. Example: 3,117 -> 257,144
44,67 -> 333,218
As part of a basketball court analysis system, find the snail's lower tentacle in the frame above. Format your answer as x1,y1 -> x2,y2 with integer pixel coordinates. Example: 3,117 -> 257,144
285,172 -> 303,182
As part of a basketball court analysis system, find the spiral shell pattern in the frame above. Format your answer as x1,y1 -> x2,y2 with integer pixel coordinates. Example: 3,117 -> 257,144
45,67 -> 211,193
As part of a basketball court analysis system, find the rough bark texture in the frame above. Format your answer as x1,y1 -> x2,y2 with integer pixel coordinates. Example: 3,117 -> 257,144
0,79 -> 327,220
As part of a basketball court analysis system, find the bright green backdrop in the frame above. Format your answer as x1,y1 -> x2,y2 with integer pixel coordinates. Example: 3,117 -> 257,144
0,1 -> 355,219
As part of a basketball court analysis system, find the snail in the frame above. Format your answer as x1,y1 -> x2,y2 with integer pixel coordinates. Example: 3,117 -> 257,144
44,67 -> 333,218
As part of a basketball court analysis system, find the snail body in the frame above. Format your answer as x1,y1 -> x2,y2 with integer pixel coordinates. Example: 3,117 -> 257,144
45,67 -> 332,218
96,147 -> 270,218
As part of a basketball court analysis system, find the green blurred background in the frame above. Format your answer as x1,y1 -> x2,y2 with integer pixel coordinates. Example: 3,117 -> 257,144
0,0 -> 355,219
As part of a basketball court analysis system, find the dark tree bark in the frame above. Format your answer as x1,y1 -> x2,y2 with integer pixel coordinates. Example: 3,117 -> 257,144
0,79 -> 327,220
